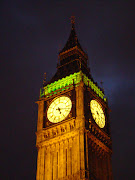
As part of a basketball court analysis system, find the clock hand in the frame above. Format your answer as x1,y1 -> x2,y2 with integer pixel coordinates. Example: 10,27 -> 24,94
96,111 -> 100,116
56,107 -> 61,114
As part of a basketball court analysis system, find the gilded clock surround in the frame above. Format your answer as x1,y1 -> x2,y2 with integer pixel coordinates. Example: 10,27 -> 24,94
36,18 -> 113,180
90,99 -> 105,128
47,96 -> 72,123
44,89 -> 76,128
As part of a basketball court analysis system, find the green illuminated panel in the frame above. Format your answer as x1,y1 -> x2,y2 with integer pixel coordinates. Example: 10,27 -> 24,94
40,71 -> 106,102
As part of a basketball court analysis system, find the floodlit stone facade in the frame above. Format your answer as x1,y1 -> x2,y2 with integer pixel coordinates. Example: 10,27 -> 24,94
36,18 -> 113,180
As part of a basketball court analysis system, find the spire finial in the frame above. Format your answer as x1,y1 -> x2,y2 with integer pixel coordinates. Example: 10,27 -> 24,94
70,16 -> 75,29
43,72 -> 46,85
100,80 -> 104,92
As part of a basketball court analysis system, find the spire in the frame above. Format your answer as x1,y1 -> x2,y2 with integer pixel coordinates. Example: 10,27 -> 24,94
59,16 -> 85,54
70,16 -> 75,30
46,17 -> 90,85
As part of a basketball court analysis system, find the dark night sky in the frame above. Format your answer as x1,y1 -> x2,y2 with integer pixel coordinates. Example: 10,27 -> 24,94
1,1 -> 135,179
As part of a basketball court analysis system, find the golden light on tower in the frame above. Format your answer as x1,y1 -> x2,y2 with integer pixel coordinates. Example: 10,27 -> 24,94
36,17 -> 113,180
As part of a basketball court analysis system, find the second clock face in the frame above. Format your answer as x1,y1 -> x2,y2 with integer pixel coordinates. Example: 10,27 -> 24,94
47,96 -> 72,123
90,100 -> 105,128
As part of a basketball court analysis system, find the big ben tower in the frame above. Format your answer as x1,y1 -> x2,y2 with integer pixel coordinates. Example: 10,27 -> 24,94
36,17 -> 113,180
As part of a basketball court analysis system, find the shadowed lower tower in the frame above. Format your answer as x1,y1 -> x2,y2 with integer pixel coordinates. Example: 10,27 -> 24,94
36,17 -> 113,180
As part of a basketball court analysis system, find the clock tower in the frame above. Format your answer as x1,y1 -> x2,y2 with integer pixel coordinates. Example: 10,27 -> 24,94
36,17 -> 113,180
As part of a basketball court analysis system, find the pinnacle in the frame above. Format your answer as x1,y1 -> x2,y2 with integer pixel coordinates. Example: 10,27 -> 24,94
59,17 -> 85,54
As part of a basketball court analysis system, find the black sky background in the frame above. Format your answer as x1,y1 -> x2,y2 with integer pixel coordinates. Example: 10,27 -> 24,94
1,1 -> 135,179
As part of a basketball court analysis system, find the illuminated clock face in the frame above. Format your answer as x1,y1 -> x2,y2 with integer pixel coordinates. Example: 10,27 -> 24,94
90,100 -> 105,128
47,96 -> 72,123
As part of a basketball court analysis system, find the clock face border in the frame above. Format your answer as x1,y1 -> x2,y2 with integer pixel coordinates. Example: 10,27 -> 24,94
47,95 -> 72,123
90,99 -> 105,128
